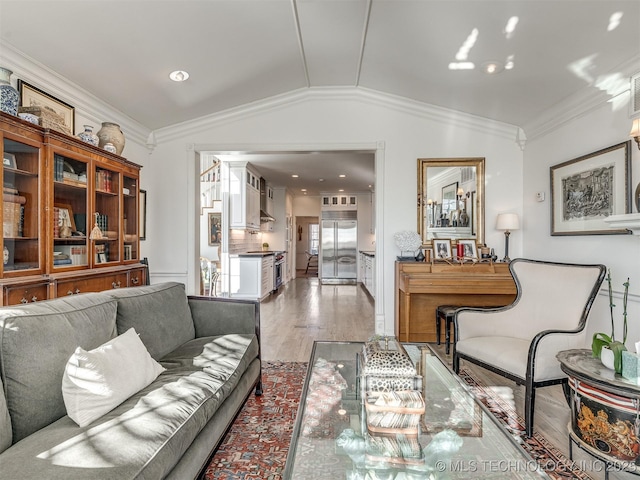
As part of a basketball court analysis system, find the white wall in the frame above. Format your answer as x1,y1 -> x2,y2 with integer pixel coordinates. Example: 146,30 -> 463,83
523,93 -> 640,347
149,89 -> 524,335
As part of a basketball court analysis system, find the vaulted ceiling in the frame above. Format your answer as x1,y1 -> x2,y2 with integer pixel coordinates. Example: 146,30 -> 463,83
1,1 -> 638,195
1,0 -> 637,132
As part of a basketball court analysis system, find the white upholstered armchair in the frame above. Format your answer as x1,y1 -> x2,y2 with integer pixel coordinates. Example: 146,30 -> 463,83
452,258 -> 606,437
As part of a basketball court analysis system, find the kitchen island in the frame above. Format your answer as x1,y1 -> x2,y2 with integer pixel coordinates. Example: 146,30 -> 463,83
229,251 -> 285,301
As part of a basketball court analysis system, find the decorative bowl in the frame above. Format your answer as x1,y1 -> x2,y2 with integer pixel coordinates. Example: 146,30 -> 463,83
18,112 -> 39,125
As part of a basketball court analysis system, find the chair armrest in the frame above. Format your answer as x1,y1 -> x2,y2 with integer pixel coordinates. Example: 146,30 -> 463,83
455,305 -> 515,340
187,296 -> 260,339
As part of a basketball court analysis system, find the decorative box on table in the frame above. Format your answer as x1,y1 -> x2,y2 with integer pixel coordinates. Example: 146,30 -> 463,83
360,337 -> 422,392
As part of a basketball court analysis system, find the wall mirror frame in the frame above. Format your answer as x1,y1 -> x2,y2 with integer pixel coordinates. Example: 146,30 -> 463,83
417,157 -> 485,246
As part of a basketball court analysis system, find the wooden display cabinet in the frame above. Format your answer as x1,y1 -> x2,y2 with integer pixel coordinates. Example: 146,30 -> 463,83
0,111 -> 146,305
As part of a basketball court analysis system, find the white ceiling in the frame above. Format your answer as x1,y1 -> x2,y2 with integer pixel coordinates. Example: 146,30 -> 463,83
1,0 -> 639,195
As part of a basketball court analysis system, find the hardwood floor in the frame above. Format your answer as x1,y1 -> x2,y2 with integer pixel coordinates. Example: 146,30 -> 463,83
259,276 -> 628,479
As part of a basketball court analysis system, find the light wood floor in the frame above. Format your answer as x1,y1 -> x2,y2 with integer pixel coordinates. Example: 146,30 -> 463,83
260,276 -> 629,479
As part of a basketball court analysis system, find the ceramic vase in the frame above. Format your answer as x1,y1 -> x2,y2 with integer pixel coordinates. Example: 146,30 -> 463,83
0,67 -> 19,116
96,122 -> 125,155
77,125 -> 99,146
601,347 -> 615,371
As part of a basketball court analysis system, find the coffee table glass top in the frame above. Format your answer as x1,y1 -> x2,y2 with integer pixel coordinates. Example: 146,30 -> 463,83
283,341 -> 550,479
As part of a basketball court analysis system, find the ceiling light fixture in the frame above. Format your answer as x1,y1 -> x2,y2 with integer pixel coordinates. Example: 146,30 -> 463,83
169,70 -> 189,82
318,178 -> 324,182
292,174 -> 299,178
339,174 -> 346,178
301,188 -> 307,192
482,61 -> 504,75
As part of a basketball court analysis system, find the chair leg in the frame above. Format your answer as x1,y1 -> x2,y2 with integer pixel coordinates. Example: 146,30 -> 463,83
452,352 -> 460,373
445,315 -> 452,354
435,311 -> 442,345
525,384 -> 536,437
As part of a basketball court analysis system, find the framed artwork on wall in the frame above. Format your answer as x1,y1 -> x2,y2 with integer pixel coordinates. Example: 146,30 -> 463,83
139,190 -> 147,241
550,141 -> 631,235
17,80 -> 75,135
208,212 -> 221,246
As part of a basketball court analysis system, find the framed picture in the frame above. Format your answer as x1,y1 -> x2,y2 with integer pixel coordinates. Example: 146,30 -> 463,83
550,141 -> 631,235
54,203 -> 76,234
208,212 -> 222,246
3,152 -> 16,169
458,239 -> 478,259
17,80 -> 75,135
433,239 -> 452,259
98,252 -> 107,263
139,189 -> 147,241
124,245 -> 132,261
441,182 -> 458,219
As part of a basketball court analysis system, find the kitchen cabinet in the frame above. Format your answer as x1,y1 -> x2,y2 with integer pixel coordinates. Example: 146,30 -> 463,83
229,162 -> 260,231
360,251 -> 375,298
229,254 -> 273,301
0,111 -> 145,305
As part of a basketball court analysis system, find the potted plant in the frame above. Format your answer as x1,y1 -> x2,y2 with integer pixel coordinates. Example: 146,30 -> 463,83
262,242 -> 269,251
591,271 -> 630,374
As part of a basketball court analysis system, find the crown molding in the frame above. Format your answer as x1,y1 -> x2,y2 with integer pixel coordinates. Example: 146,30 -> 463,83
154,86 -> 518,144
0,41 -> 150,147
522,55 -> 640,141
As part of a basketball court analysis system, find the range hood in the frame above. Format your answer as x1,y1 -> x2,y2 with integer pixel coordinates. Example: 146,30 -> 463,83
259,177 -> 276,223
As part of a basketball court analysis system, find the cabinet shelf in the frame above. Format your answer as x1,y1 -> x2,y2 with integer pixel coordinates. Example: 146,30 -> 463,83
4,167 -> 37,178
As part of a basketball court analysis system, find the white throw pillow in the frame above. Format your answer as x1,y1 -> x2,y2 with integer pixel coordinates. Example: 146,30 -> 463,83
62,327 -> 165,427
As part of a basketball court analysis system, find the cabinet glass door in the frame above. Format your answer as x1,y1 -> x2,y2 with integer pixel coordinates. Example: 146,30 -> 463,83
2,137 -> 41,275
52,153 -> 89,269
94,166 -> 120,264
122,175 -> 138,261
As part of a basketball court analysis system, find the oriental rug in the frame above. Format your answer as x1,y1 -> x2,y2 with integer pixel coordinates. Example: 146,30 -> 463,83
204,361 -> 591,480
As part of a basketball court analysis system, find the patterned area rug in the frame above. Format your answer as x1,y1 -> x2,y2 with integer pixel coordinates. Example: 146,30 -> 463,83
204,361 -> 591,479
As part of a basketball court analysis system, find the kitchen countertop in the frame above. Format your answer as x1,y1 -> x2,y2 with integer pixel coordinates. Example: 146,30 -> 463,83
235,251 -> 284,257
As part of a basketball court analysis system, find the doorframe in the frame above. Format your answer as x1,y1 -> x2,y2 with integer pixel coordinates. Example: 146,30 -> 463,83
188,141 -> 386,332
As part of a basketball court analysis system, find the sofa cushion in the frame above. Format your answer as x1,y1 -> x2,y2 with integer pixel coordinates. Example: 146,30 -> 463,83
63,328 -> 166,427
0,333 -> 259,479
104,282 -> 195,360
0,375 -> 11,454
0,293 -> 118,443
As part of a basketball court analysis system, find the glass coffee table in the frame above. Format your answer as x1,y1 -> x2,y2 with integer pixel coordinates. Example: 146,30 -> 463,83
283,341 -> 551,479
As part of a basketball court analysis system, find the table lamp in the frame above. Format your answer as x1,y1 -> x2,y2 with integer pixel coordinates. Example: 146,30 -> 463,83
496,213 -> 519,263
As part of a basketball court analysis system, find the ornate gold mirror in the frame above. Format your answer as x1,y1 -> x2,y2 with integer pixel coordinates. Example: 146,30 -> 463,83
417,158 -> 485,246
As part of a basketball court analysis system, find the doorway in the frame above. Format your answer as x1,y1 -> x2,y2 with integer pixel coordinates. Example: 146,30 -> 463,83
296,216 -> 318,277
190,142 -> 385,334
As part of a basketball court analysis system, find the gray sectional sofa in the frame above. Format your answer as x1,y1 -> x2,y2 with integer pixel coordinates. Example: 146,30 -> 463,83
0,281 -> 262,479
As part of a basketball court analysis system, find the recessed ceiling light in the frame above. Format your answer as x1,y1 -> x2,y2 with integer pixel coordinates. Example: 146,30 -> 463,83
319,178 -> 324,182
292,174 -> 299,178
169,70 -> 189,82
482,62 -> 504,75
339,189 -> 344,192
339,174 -> 346,178
301,188 -> 307,192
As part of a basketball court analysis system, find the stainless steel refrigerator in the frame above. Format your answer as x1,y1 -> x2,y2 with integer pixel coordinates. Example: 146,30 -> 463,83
320,214 -> 357,284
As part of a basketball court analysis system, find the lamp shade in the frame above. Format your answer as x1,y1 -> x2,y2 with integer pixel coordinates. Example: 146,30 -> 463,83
631,118 -> 640,138
496,213 -> 520,231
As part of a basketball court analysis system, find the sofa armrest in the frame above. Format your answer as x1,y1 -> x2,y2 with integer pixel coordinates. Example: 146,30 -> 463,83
187,296 -> 260,339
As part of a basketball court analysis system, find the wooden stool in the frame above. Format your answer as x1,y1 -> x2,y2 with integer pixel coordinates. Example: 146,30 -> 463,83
436,305 -> 457,354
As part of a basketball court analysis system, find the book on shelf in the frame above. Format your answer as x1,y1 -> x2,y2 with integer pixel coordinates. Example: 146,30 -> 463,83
54,246 -> 87,265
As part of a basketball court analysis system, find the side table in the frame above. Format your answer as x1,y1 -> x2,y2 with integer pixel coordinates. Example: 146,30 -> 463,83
557,349 -> 640,479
